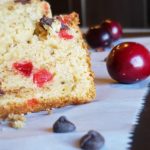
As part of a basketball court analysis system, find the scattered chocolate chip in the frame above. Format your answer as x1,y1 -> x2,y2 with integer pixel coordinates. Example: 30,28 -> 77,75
53,116 -> 76,133
80,130 -> 105,150
0,89 -> 5,96
61,23 -> 69,30
40,16 -> 54,27
14,0 -> 31,4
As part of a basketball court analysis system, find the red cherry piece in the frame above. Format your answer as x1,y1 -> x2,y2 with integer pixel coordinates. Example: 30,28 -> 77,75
33,69 -> 53,87
59,29 -> 73,40
27,98 -> 39,107
101,19 -> 122,41
106,42 -> 150,83
13,61 -> 33,77
86,26 -> 112,48
58,15 -> 72,25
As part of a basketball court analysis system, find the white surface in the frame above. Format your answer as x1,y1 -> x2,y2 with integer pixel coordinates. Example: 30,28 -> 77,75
0,37 -> 150,150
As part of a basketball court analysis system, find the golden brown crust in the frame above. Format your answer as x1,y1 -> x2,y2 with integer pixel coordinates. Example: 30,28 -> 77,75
0,95 -> 95,118
72,12 -> 96,99
69,12 -> 80,25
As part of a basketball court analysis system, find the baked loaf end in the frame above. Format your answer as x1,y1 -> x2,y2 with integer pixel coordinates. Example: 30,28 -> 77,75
0,1 -> 95,118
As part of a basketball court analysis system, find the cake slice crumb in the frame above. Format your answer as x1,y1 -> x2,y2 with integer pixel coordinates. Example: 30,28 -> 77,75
7,114 -> 26,129
46,108 -> 52,115
7,113 -> 26,121
9,120 -> 25,129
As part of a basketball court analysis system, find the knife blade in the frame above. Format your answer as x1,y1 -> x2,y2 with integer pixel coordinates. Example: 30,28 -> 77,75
128,86 -> 150,150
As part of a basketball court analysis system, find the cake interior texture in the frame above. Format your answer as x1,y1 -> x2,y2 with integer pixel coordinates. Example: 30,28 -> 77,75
0,0 -> 95,117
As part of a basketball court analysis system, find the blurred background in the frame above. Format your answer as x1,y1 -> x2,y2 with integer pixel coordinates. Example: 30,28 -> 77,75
48,0 -> 150,28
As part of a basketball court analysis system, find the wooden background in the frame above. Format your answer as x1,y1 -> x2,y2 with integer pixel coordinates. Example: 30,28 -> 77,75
48,0 -> 149,28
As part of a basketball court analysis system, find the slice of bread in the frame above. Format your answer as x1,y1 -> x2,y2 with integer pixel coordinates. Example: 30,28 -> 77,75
0,1 -> 95,118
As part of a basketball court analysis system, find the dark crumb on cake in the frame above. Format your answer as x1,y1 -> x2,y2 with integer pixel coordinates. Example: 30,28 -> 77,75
0,89 -> 5,96
61,81 -> 65,84
40,16 -> 54,27
14,0 -> 31,4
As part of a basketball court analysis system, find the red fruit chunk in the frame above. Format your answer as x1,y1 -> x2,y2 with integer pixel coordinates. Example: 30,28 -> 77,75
106,42 -> 150,83
27,98 -> 39,107
101,19 -> 122,41
59,29 -> 73,40
13,61 -> 33,77
58,15 -> 72,24
33,69 -> 53,87
63,15 -> 72,24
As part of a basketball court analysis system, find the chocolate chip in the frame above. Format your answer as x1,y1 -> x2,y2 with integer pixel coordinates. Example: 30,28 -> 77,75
14,0 -> 31,4
0,89 -> 5,96
61,23 -> 69,30
80,130 -> 105,150
53,116 -> 76,133
40,16 -> 54,27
